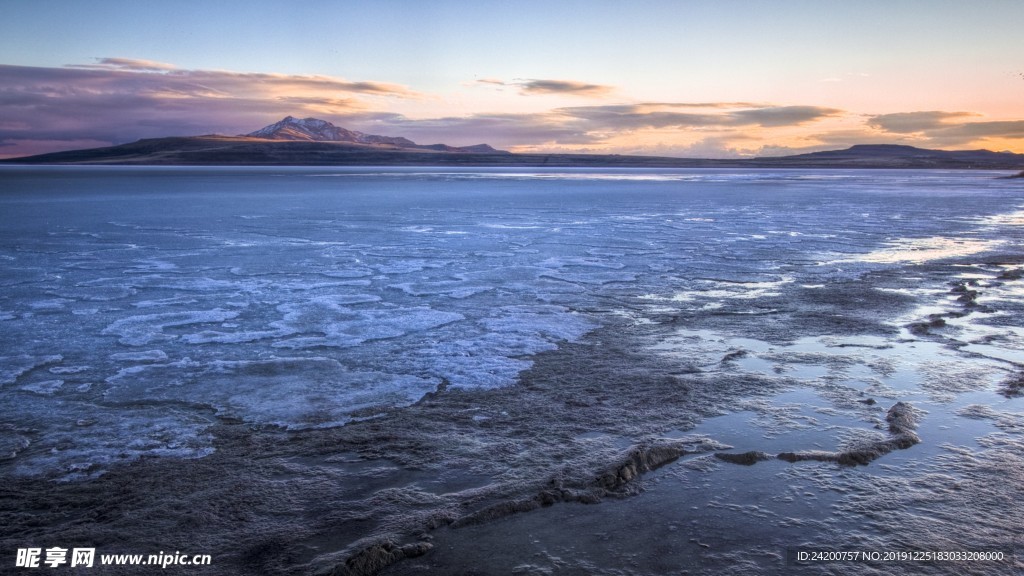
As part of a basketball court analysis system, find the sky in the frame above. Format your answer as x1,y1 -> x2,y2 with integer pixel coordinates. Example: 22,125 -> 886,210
1,0 -> 1022,159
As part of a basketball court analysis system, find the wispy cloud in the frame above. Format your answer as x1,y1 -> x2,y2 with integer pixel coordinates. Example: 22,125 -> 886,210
336,103 -> 846,151
818,72 -> 871,83
866,111 -> 980,133
866,110 -> 1024,147
69,57 -> 179,71
924,120 -> 1024,147
642,102 -> 769,109
474,77 -> 614,98
342,111 -> 599,149
556,104 -> 844,130
732,106 -> 845,127
518,79 -> 614,97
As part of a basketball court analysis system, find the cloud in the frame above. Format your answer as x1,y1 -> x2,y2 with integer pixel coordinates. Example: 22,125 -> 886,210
642,101 -> 768,109
5,59 -> 1019,160
615,134 -> 764,159
866,111 -> 980,133
732,106 -> 844,127
54,59 -> 421,98
342,111 -> 599,149
556,104 -> 843,131
922,120 -> 1024,147
474,77 -> 614,98
0,62 -> 852,159
0,62 -> 422,157
334,103 -> 845,153
0,138 -> 113,157
934,120 -> 1024,139
518,79 -> 614,97
473,77 -> 509,87
69,57 -> 179,71
866,110 -> 1024,147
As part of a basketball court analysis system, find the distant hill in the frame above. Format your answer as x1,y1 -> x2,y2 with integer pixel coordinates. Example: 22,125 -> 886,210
751,144 -> 1024,169
3,118 -> 1023,170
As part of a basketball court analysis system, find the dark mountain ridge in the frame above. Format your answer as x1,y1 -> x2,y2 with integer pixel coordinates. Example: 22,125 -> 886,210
3,117 -> 1023,170
765,144 -> 1024,167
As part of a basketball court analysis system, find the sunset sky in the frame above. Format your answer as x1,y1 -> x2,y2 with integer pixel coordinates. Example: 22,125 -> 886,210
1,0 -> 1022,159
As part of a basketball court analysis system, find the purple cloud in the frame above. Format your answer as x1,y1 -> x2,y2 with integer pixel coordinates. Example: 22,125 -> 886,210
518,79 -> 614,97
68,57 -> 178,71
555,104 -> 843,130
5,60 -> 1019,160
340,112 -> 599,149
0,62 -> 422,158
474,78 -> 614,98
866,111 -> 980,133
866,110 -> 1024,147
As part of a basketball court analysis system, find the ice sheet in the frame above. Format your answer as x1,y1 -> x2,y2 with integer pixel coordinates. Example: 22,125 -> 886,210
2,166 -> 1023,478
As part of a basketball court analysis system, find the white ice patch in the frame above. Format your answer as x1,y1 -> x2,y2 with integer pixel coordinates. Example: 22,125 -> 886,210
540,271 -> 638,285
270,298 -> 464,349
145,277 -> 248,292
972,207 -> 1024,227
478,305 -> 596,342
52,285 -> 136,302
388,282 -> 491,299
373,259 -> 450,274
110,350 -> 169,363
319,269 -> 373,279
128,259 -> 177,271
414,306 -> 597,389
181,329 -> 286,345
20,380 -> 64,395
133,296 -> 200,308
539,257 -> 626,270
841,237 -> 1005,264
101,309 -> 240,346
0,355 -> 63,386
103,356 -> 438,428
49,366 -> 90,375
417,349 -> 534,389
645,277 -> 795,303
29,299 -> 72,312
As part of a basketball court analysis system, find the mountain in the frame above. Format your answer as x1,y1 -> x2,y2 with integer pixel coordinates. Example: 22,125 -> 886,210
245,116 -> 504,154
753,144 -> 1024,168
247,116 -> 417,147
2,121 -> 1022,170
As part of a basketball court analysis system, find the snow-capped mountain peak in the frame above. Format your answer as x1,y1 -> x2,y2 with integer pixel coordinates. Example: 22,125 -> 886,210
243,116 -> 508,154
246,116 -> 416,147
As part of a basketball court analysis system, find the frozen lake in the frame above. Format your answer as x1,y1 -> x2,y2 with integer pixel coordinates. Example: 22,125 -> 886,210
1,166 -> 1022,574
